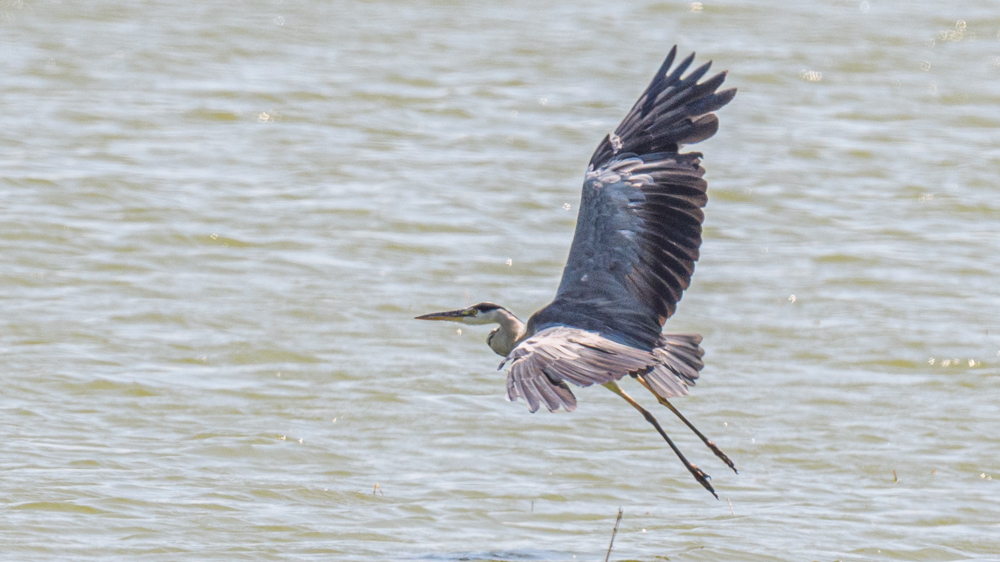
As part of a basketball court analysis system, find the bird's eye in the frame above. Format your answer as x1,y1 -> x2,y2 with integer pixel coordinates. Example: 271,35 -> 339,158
464,309 -> 477,316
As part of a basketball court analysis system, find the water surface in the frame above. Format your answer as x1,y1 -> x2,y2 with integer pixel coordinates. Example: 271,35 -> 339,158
2,1 -> 999,560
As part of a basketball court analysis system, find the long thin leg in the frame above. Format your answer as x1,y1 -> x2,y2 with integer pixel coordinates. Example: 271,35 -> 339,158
634,374 -> 738,474
602,381 -> 717,499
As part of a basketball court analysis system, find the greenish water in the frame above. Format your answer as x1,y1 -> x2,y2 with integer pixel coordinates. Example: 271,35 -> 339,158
2,1 -> 999,560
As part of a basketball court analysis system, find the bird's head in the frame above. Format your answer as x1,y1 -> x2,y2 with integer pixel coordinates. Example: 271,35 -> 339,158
415,302 -> 506,326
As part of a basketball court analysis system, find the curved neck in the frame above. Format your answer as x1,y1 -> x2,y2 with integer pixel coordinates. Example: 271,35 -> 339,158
485,308 -> 527,357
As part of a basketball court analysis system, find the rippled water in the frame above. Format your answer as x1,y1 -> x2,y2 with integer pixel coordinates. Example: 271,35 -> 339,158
3,1 -> 1000,560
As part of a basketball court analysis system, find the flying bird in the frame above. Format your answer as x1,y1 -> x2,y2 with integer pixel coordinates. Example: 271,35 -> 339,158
417,47 -> 736,498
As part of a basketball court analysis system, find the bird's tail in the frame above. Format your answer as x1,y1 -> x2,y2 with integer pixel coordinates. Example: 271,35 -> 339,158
640,333 -> 705,399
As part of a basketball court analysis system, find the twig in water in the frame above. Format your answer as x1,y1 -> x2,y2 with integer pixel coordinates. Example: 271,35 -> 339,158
373,483 -> 384,496
604,507 -> 623,562
727,498 -> 734,515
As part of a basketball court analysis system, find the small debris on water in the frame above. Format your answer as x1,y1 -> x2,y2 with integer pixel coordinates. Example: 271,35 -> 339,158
727,498 -> 734,515
893,470 -> 898,483
562,203 -> 571,211
605,508 -> 623,562
939,20 -> 967,43
788,294 -> 796,303
800,70 -> 822,82
690,2 -> 703,11
506,258 -> 513,266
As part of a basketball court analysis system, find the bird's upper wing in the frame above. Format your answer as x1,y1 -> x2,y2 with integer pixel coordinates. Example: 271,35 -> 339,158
502,327 -> 703,413
528,47 -> 735,349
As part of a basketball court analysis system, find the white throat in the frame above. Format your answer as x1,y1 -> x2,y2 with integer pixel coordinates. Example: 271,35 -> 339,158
480,308 -> 526,356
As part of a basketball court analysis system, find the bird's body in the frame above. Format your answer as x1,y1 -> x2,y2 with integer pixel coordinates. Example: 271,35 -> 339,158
417,47 -> 736,498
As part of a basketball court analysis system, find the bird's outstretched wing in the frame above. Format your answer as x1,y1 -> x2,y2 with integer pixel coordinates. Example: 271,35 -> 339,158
502,49 -> 732,412
528,47 -> 735,350
502,327 -> 704,413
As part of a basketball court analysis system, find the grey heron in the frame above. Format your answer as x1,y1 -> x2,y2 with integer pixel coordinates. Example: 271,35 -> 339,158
417,47 -> 736,498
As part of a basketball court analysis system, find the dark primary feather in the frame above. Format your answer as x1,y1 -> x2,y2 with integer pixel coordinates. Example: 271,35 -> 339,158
589,47 -> 736,169
528,48 -> 734,351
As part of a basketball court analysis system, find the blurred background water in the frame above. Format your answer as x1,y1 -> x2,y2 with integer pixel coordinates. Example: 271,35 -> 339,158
2,0 -> 1000,560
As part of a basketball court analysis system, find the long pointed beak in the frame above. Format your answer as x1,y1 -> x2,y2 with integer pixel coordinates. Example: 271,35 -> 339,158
415,308 -> 469,321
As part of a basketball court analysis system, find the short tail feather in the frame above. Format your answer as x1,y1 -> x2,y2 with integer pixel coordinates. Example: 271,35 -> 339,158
639,333 -> 705,399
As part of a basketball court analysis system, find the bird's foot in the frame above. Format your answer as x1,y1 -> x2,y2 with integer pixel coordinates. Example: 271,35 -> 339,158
706,440 -> 738,474
687,463 -> 717,499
